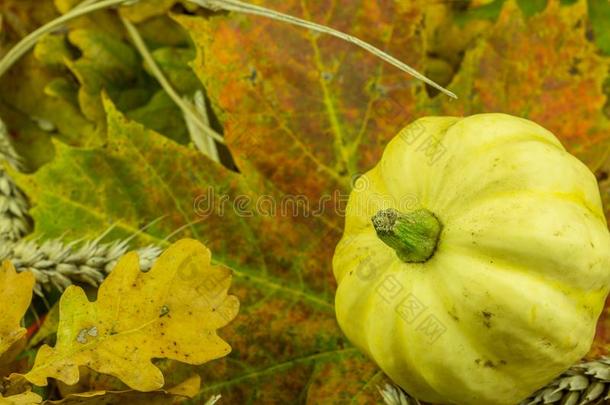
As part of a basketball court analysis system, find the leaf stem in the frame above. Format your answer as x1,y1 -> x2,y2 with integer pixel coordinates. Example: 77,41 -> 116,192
120,16 -> 226,145
189,0 -> 458,99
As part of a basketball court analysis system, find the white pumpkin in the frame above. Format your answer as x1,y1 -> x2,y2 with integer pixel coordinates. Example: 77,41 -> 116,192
333,114 -> 610,404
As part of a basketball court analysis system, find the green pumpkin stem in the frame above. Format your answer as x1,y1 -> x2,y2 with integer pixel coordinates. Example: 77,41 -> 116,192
372,208 -> 441,263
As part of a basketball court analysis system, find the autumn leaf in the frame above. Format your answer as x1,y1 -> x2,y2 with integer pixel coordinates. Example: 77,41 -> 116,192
0,52 -> 92,170
429,0 -> 610,166
43,390 -> 186,405
587,0 -> 610,55
0,261 -> 34,357
30,18 -> 198,146
63,29 -> 155,124
27,304 -> 60,350
3,0 -> 198,160
45,374 -> 201,404
119,0 -> 182,24
0,1 -> 57,42
13,91 -> 381,401
126,47 -> 203,145
23,239 -> 238,391
171,3 -> 435,399
175,1 -> 427,198
0,390 -> 42,405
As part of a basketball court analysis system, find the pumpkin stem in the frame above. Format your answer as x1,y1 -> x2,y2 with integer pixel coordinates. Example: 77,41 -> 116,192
372,208 -> 441,263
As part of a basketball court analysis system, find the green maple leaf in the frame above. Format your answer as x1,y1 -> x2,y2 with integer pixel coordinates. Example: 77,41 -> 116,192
13,96 -> 380,402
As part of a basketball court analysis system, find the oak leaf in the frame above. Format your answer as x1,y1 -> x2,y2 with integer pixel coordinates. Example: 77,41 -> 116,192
23,239 -> 238,391
0,261 -> 34,357
0,391 -> 42,405
119,0 -> 182,24
45,374 -> 201,404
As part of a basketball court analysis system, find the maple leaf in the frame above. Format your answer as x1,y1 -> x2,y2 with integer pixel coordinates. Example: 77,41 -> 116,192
429,0 -> 610,166
13,93 -> 382,401
174,1 -> 429,203
0,261 -> 34,357
23,239 -> 238,391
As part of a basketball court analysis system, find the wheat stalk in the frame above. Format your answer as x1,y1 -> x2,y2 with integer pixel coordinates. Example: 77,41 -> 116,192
0,168 -> 31,241
521,357 -> 610,405
0,118 -> 31,241
0,235 -> 161,295
380,358 -> 610,405
379,384 -> 421,405
0,117 -> 162,295
0,118 -> 22,170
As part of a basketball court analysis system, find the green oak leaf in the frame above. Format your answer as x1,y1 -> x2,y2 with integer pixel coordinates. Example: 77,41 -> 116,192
64,29 -> 154,123
0,53 -> 96,169
126,47 -> 202,144
125,91 -> 189,144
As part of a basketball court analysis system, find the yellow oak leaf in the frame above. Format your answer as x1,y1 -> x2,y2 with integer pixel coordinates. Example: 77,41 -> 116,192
0,262 -> 35,357
23,239 -> 239,391
42,391 -> 184,404
43,375 -> 200,404
0,391 -> 42,405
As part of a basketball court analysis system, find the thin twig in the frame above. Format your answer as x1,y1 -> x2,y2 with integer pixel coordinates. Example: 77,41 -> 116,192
120,16 -> 226,144
189,0 -> 457,99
